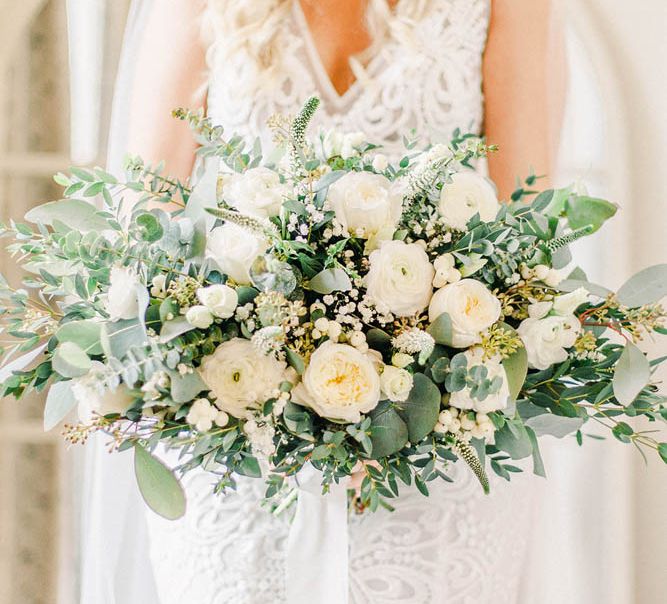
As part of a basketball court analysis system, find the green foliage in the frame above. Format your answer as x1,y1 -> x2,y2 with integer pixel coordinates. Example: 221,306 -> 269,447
134,445 -> 186,520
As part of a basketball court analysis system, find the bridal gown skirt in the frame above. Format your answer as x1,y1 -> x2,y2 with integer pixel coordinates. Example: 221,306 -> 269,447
146,460 -> 535,604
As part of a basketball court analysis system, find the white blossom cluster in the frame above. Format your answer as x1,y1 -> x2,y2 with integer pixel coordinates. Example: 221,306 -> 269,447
434,407 -> 495,441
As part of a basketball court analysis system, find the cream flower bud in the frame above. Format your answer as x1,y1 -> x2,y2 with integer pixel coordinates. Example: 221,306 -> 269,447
185,305 -> 214,329
150,274 -> 168,298
314,317 -> 330,332
348,331 -> 366,348
552,287 -> 589,316
392,352 -> 414,368
372,153 -> 388,172
196,284 -> 238,319
327,321 -> 342,340
380,365 -> 414,403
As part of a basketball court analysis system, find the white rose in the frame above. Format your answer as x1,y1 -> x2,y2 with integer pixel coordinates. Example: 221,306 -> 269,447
366,240 -> 435,317
432,253 -> 461,288
199,338 -> 286,418
222,167 -> 287,218
292,341 -> 381,423
106,266 -> 146,321
552,287 -> 588,316
340,131 -> 365,159
197,284 -> 238,319
438,172 -> 500,231
449,348 -> 510,414
322,129 -> 345,158
206,223 -> 267,285
517,314 -> 581,370
186,305 -> 214,329
327,172 -> 402,242
72,362 -> 134,423
380,365 -> 414,403
428,279 -> 501,348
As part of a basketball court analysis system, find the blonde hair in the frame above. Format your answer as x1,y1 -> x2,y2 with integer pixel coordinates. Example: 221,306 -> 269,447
201,0 -> 432,93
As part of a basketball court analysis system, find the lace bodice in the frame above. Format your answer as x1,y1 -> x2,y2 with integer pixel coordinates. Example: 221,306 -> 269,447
147,2 -> 537,602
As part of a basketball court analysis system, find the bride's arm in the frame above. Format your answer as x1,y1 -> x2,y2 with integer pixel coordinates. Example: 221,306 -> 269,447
126,0 -> 207,183
483,0 -> 565,200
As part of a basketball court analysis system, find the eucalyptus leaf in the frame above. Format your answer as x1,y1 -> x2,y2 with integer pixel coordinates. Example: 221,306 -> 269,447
613,342 -> 650,405
525,413 -> 584,438
557,279 -> 612,299
396,374 -> 440,443
25,199 -> 110,232
565,195 -> 618,233
53,342 -> 92,378
0,344 -> 47,384
525,427 -> 547,478
168,369 -> 206,403
616,264 -> 667,308
369,403 -> 409,459
500,324 -> 527,402
494,419 -> 533,460
308,268 -> 352,294
56,320 -> 103,355
44,380 -> 78,431
134,445 -> 186,520
285,348 -> 305,375
159,317 -> 196,343
101,319 -> 147,359
427,312 -> 453,346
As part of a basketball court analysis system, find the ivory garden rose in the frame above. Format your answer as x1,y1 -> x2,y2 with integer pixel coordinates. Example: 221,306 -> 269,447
206,223 -> 266,285
428,279 -> 501,347
292,342 -> 381,423
196,284 -> 238,319
438,171 -> 500,230
223,166 -> 288,218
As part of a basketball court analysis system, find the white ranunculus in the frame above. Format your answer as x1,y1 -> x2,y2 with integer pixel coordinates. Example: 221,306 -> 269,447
438,172 -> 500,231
365,240 -> 435,317
199,338 -> 287,418
428,279 -> 501,348
449,348 -> 510,414
517,314 -> 581,370
106,266 -> 145,321
222,167 -> 288,218
552,287 -> 589,316
292,341 -> 381,423
72,362 -> 135,423
206,223 -> 267,285
185,305 -> 214,329
197,283 -> 238,319
327,172 -> 402,242
380,365 -> 414,403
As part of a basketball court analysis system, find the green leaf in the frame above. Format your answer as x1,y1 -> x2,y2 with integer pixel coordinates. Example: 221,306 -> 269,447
101,319 -> 147,359
25,199 -> 110,232
134,445 -> 186,520
427,312 -> 453,346
0,344 -> 47,384
430,357 -> 450,383
56,320 -> 103,355
524,413 -> 584,438
369,403 -> 409,459
44,381 -> 78,431
310,445 -> 330,461
612,421 -> 634,443
52,342 -> 92,378
613,342 -> 650,405
236,286 -> 259,305
237,455 -> 262,478
658,443 -> 667,464
565,195 -> 618,233
525,427 -> 546,478
616,264 -> 667,308
366,328 -> 392,354
557,279 -> 613,299
159,317 -> 196,343
168,369 -> 206,404
136,212 -> 164,242
285,348 -> 305,375
500,324 -> 527,402
308,268 -> 352,294
494,419 -> 533,460
396,374 -> 440,443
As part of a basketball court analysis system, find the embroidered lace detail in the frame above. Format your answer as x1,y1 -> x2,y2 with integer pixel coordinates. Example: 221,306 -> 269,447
146,2 -> 536,602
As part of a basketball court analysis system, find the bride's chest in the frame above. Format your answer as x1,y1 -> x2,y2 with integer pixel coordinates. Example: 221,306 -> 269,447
207,0 -> 491,157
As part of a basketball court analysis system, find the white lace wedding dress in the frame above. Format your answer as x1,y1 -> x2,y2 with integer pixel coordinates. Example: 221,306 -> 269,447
146,2 -> 536,602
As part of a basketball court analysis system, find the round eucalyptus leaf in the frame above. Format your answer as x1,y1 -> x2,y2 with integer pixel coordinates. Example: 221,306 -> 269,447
397,373 -> 441,443
250,255 -> 298,295
134,445 -> 186,520
565,195 -> 617,233
53,341 -> 92,378
136,212 -> 164,242
369,403 -> 409,459
616,264 -> 667,308
499,323 -> 527,402
613,342 -> 650,406
427,312 -> 453,346
56,320 -> 103,355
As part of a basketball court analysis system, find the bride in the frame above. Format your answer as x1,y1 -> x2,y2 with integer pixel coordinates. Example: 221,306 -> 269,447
84,1 -> 563,602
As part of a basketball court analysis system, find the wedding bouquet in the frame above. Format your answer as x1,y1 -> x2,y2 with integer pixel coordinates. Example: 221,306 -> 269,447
1,97 -> 665,519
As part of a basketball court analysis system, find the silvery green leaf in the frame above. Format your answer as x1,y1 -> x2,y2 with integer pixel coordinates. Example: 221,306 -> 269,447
168,369 -> 206,403
285,348 -> 305,375
494,419 -> 533,460
159,317 -> 196,343
56,320 -> 103,355
251,256 -> 298,294
427,312 -> 453,346
312,170 -> 346,192
525,413 -> 584,438
525,427 -> 547,478
53,342 -> 92,378
25,199 -> 110,232
366,328 -> 392,353
369,403 -> 409,459
0,343 -> 47,384
101,319 -> 147,359
134,445 -> 186,520
396,374 -> 440,443
557,278 -> 612,299
308,268 -> 352,294
44,381 -> 77,431
613,342 -> 650,405
565,195 -> 618,233
616,264 -> 667,308
499,323 -> 527,402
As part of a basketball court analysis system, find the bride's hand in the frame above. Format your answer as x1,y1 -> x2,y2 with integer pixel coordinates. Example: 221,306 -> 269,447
350,460 -> 381,499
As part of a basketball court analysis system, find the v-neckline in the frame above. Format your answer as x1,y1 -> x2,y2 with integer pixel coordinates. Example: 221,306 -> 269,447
293,1 -> 385,108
